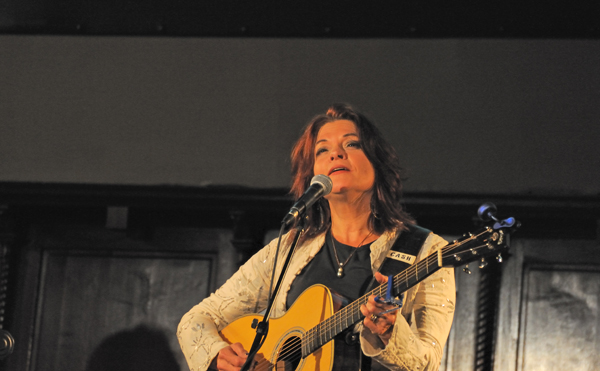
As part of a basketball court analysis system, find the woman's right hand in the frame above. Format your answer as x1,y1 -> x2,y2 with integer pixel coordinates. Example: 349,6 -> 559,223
212,343 -> 249,371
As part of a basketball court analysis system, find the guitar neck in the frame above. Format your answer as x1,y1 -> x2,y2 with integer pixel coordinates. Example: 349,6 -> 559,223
301,250 -> 443,357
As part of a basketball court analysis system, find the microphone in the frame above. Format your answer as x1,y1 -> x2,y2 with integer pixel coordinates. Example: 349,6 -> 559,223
282,174 -> 333,227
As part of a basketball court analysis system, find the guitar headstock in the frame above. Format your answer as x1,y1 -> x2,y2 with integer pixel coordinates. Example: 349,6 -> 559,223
441,203 -> 519,270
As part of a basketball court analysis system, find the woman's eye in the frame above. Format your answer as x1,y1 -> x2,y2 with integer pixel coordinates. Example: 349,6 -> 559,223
315,147 -> 327,156
346,141 -> 361,149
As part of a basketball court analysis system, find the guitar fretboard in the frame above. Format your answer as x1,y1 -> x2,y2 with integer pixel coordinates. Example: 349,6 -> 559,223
300,250 -> 443,357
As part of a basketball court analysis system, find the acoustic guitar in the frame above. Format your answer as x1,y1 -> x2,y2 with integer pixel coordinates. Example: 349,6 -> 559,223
220,222 -> 516,371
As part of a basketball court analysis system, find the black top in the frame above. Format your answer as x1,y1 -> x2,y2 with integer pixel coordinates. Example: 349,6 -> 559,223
286,230 -> 374,310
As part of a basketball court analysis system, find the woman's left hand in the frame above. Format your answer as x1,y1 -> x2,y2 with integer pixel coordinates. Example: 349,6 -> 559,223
360,272 -> 399,345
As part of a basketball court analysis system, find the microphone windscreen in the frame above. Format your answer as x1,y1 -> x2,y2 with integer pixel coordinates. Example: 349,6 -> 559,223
310,174 -> 333,196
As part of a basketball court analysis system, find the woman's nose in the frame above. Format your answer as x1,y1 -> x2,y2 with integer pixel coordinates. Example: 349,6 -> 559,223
330,147 -> 346,160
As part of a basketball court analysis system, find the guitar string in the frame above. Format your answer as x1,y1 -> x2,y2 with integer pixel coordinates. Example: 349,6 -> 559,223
250,335 -> 305,371
311,233 -> 490,354
316,233 -> 488,341
304,234 -> 490,356
257,250 -> 459,370
249,288 -> 379,371
248,231 -> 492,369
251,241 -> 491,371
297,232 -> 489,362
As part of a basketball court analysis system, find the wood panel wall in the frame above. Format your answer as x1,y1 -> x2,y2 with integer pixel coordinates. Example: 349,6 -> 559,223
9,222 -> 237,371
495,239 -> 600,371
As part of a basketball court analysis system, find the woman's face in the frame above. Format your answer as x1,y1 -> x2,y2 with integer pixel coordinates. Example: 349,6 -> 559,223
313,120 -> 376,198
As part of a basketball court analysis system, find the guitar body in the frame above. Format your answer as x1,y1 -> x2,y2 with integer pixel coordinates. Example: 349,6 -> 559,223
220,284 -> 359,371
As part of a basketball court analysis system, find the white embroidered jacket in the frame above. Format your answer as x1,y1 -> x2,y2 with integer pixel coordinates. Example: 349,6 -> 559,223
177,228 -> 456,371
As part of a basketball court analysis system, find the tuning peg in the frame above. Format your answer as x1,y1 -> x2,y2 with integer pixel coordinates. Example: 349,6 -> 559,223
463,264 -> 472,274
478,203 -> 520,229
478,258 -> 488,269
496,254 -> 503,263
477,202 -> 498,222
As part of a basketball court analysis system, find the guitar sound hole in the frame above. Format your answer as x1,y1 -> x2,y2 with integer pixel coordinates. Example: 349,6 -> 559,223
274,336 -> 302,371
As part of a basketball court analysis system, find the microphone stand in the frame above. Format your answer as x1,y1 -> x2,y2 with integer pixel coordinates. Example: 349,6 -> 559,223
240,217 -> 305,371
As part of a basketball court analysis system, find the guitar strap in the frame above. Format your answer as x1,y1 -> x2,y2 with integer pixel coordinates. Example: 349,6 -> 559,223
358,224 -> 431,371
361,224 -> 431,295
378,224 -> 431,277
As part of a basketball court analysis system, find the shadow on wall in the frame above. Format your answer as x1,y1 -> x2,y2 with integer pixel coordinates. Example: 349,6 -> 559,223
85,324 -> 180,371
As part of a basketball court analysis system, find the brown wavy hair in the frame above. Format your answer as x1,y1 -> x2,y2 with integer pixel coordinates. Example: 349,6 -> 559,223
290,103 -> 415,238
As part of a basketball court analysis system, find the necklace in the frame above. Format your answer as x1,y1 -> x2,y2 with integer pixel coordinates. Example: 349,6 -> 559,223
330,230 -> 373,278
